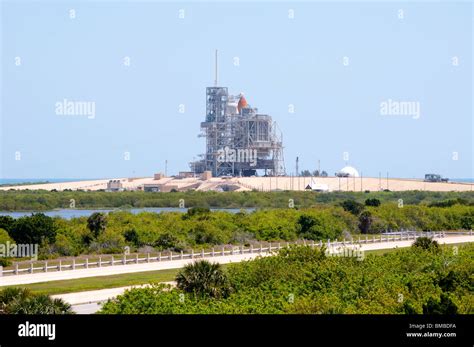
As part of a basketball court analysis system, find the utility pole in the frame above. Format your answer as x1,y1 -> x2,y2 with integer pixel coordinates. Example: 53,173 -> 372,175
296,156 -> 299,177
165,160 -> 168,177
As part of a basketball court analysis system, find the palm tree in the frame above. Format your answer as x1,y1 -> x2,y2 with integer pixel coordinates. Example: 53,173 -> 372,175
175,260 -> 231,299
0,288 -> 73,314
9,295 -> 73,314
0,287 -> 31,314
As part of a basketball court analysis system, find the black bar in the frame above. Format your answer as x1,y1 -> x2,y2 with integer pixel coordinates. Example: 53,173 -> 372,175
0,315 -> 471,346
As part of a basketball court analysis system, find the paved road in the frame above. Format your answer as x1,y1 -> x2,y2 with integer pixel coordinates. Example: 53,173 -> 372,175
0,252 -> 269,287
72,302 -> 103,314
54,282 -> 175,314
355,235 -> 473,251
1,235 -> 472,288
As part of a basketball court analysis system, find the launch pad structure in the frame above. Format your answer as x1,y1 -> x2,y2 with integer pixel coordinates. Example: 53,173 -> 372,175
191,51 -> 285,177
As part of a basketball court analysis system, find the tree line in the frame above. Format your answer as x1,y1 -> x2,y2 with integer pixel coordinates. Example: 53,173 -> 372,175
0,190 -> 473,211
0,201 -> 472,262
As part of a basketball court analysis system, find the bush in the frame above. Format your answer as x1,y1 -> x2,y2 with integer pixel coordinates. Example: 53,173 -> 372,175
412,237 -> 440,253
340,200 -> 364,215
185,207 -> 211,219
0,216 -> 15,233
89,230 -> 125,254
297,213 -> 344,240
358,211 -> 373,234
124,229 -> 141,247
460,215 -> 473,230
0,258 -> 11,267
365,198 -> 381,207
0,228 -> 13,245
87,212 -> 108,238
154,232 -> 186,252
9,213 -> 57,245
192,222 -> 229,245
423,293 -> 458,314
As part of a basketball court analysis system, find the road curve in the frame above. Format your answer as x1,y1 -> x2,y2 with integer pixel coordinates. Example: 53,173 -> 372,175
53,282 -> 176,314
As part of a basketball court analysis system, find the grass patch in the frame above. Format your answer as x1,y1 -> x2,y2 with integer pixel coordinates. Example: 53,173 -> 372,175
4,264 -> 234,296
3,268 -> 180,295
364,242 -> 464,256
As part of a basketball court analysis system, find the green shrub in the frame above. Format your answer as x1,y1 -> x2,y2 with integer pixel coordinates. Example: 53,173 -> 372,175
87,212 -> 108,238
423,293 -> 458,314
9,213 -> 57,245
365,198 -> 381,207
0,258 -> 11,267
340,200 -> 364,215
412,237 -> 440,253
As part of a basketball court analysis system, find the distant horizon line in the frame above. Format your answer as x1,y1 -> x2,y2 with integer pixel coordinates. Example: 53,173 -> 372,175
1,177 -> 473,182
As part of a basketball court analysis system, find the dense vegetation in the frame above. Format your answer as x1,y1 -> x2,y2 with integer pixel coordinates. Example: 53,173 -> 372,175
0,202 -> 472,260
0,287 -> 73,314
100,242 -> 474,314
0,190 -> 473,211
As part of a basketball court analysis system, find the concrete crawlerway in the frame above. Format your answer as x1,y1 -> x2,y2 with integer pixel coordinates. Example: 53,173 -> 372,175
42,235 -> 474,314
0,252 -> 270,287
53,282 -> 176,314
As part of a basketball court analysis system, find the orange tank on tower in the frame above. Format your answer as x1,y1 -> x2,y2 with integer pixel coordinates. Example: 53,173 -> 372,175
237,95 -> 248,113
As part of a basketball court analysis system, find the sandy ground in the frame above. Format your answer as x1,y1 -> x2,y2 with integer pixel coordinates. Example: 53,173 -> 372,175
236,176 -> 474,192
1,176 -> 472,192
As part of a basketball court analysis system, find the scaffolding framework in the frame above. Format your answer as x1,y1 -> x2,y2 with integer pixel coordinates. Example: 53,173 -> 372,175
193,86 -> 285,177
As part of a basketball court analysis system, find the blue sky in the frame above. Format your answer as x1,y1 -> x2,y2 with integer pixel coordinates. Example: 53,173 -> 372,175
1,1 -> 472,179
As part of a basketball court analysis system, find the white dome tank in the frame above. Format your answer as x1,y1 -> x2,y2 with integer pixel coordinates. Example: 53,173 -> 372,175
339,166 -> 360,177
